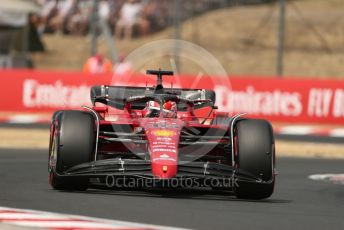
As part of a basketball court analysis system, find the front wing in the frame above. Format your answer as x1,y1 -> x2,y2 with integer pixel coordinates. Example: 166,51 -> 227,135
55,159 -> 273,188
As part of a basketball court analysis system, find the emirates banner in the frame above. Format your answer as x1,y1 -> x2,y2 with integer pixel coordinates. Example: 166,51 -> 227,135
0,69 -> 343,124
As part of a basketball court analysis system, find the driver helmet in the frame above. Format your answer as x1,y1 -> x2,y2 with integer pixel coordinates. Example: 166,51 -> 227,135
163,101 -> 177,118
144,101 -> 160,117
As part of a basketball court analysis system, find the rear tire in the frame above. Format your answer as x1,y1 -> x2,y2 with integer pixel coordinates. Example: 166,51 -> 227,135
48,110 -> 95,191
234,119 -> 275,199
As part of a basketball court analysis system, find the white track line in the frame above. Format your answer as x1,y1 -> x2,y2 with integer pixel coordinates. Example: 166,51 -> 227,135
309,174 -> 344,185
329,129 -> 344,137
277,126 -> 315,135
0,206 -> 189,230
7,115 -> 46,124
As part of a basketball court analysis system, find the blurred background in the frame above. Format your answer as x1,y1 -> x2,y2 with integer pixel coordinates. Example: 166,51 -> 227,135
0,0 -> 343,78
0,0 -> 343,133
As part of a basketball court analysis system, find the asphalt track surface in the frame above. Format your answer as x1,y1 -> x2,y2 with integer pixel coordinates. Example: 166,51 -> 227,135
0,148 -> 343,230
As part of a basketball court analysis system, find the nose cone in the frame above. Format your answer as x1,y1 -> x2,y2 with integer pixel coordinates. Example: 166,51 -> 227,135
151,158 -> 177,179
146,129 -> 180,179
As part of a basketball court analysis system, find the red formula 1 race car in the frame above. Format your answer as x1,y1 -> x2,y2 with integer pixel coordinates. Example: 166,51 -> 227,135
48,70 -> 276,199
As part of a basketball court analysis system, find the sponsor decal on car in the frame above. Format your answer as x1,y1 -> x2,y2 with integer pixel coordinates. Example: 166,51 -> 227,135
151,130 -> 177,137
157,137 -> 172,141
152,158 -> 176,162
152,141 -> 174,145
152,145 -> 175,148
152,148 -> 177,153
159,153 -> 170,158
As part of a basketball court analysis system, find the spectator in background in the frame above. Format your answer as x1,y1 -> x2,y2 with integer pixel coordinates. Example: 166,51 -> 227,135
40,0 -> 58,33
107,0 -> 123,31
66,0 -> 92,35
113,53 -> 133,76
141,0 -> 169,34
29,12 -> 45,36
28,13 -> 45,52
37,0 -> 225,38
98,0 -> 111,21
115,0 -> 143,39
41,0 -> 77,34
83,54 -> 112,74
137,1 -> 151,37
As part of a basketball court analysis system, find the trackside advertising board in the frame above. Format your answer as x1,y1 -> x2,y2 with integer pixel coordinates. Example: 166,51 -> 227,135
0,69 -> 343,124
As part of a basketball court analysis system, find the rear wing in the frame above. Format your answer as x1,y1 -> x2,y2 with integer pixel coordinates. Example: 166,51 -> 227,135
90,85 -> 216,106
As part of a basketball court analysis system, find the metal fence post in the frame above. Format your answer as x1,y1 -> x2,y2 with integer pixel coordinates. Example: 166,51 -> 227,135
173,0 -> 181,71
90,0 -> 98,56
277,0 -> 285,77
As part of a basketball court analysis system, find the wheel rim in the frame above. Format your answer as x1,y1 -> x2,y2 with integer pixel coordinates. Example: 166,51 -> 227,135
48,131 -> 58,173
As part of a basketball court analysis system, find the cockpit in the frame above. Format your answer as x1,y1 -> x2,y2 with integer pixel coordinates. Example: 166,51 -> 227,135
143,100 -> 177,118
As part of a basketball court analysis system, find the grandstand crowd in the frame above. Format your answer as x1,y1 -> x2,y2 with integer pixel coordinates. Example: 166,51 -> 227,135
33,0 -> 230,39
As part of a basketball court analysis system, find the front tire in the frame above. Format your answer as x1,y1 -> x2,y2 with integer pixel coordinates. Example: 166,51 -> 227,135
48,110 -> 96,191
234,119 -> 275,199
